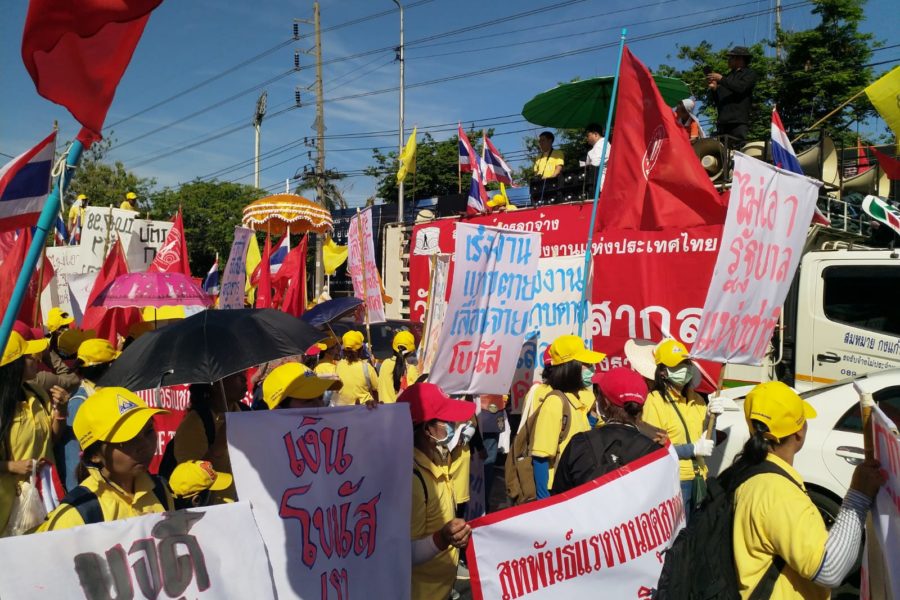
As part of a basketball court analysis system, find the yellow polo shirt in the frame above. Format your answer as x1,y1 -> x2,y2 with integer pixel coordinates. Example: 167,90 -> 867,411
448,443 -> 470,504
314,360 -> 337,376
530,390 -> 591,487
411,448 -> 458,600
732,454 -> 828,600
0,392 -> 53,532
172,402 -> 239,503
377,357 -> 420,404
334,359 -> 378,406
642,388 -> 708,481
533,150 -> 564,178
38,468 -> 172,531
120,200 -> 135,211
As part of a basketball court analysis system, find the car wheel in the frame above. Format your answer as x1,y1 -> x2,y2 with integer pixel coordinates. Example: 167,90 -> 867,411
809,488 -> 861,588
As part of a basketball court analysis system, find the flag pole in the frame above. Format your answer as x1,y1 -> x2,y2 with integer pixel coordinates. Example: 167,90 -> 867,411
579,29 -> 626,338
0,140 -> 84,353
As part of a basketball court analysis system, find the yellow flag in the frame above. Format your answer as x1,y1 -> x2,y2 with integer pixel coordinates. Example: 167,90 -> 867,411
865,66 -> 900,150
396,127 -> 417,183
323,235 -> 348,275
244,234 -> 261,304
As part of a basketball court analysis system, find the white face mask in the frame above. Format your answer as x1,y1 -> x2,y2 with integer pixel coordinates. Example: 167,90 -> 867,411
427,421 -> 455,446
666,365 -> 693,386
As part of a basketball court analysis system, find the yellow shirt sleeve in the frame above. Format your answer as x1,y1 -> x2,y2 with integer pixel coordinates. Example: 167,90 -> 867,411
449,445 -> 470,503
173,411 -> 210,464
531,393 -> 563,459
377,359 -> 397,404
759,480 -> 828,579
411,471 -> 429,539
37,503 -> 86,532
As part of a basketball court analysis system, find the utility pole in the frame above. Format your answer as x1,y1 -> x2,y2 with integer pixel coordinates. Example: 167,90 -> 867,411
775,0 -> 782,60
253,90 -> 267,188
313,1 -> 326,297
393,0 -> 405,222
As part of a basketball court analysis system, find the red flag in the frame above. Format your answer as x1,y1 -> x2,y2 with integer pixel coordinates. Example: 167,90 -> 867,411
598,46 -> 727,230
0,229 -> 54,323
871,146 -> 900,180
82,239 -> 141,343
279,237 -> 308,317
255,235 -> 273,309
148,207 -> 191,276
856,137 -> 871,174
21,0 -> 162,145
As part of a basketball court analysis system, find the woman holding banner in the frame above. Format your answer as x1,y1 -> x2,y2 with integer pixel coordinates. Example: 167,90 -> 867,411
399,383 -> 476,600
731,382 -> 884,599
642,339 -> 724,521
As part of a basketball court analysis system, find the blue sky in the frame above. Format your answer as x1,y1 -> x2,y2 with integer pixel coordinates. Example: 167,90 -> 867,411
2,0 -> 896,208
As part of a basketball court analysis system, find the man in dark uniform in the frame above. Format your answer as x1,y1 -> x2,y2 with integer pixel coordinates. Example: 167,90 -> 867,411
706,46 -> 758,144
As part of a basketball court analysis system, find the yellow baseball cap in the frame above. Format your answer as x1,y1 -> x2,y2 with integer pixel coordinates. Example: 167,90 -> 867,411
316,335 -> 339,351
76,193 -> 87,201
46,307 -> 74,333
342,330 -> 365,351
744,381 -> 817,440
654,339 -> 690,368
263,363 -> 340,409
73,387 -> 167,450
126,192 -> 138,200
77,338 -> 122,367
1,331 -> 49,367
549,334 -> 605,366
487,194 -> 509,208
169,460 -> 233,498
57,328 -> 96,356
392,330 -> 416,353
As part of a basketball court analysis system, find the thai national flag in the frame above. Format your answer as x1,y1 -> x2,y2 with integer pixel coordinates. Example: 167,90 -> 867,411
458,125 -> 478,174
203,254 -> 220,295
54,213 -> 68,246
771,108 -> 829,226
270,235 -> 289,274
466,170 -> 490,215
481,135 -> 514,185
0,132 -> 56,232
68,211 -> 81,245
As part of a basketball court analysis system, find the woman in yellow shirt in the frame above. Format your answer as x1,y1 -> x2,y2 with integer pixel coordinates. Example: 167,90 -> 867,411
377,330 -> 419,404
0,332 -> 69,534
39,387 -> 173,531
641,339 -> 723,521
334,331 -> 378,406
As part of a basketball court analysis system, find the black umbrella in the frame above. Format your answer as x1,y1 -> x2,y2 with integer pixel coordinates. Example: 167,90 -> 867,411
301,297 -> 363,328
98,308 -> 325,391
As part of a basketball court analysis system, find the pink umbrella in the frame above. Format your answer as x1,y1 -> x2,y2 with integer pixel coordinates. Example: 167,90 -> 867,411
95,272 -> 212,309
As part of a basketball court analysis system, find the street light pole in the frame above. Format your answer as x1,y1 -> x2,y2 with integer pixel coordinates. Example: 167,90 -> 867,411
253,90 -> 267,188
393,0 -> 405,222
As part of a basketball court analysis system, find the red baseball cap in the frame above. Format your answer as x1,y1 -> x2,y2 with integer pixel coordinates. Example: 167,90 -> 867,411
13,321 -> 44,343
542,347 -> 552,367
592,367 -> 648,407
397,383 -> 475,425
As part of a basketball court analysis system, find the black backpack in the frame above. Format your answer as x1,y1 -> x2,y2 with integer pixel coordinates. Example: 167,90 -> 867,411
157,407 -> 217,480
60,475 -> 172,525
655,461 -> 802,600
583,423 -> 662,478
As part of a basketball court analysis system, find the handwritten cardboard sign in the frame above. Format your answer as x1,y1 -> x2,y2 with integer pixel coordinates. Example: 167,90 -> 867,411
40,246 -> 82,317
466,446 -> 683,599
227,404 -> 412,600
692,153 -> 821,365
429,223 -> 540,395
218,227 -> 253,309
78,207 -> 172,273
0,503 -> 275,599
347,207 -> 386,323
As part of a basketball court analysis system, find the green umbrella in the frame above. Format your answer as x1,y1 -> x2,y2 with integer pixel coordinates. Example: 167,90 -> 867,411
522,75 -> 692,130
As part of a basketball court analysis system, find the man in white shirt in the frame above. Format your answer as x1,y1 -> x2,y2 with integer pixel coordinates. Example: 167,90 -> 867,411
583,123 -> 611,191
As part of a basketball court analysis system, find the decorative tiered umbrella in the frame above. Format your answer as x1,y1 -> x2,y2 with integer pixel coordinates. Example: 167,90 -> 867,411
242,193 -> 333,235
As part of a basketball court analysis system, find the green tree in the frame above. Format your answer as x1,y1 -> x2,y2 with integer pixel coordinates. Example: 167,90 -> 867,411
66,136 -> 156,211
148,180 -> 265,272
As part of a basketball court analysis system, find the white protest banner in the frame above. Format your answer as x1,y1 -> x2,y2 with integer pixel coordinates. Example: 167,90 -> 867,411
418,253 -> 450,375
869,405 -> 900,599
227,404 -> 412,600
467,446 -> 683,600
347,207 -> 386,323
78,207 -> 172,273
0,502 -> 275,599
527,254 -> 589,356
430,223 -> 540,395
218,227 -> 253,309
66,271 -> 98,324
693,152 -> 821,364
40,246 -> 82,316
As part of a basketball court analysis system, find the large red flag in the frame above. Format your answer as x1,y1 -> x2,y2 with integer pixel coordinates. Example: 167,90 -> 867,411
21,0 -> 162,145
255,235 -> 273,309
598,46 -> 727,230
279,237 -> 308,317
82,238 -> 141,343
871,146 -> 900,180
0,229 -> 54,324
148,207 -> 191,276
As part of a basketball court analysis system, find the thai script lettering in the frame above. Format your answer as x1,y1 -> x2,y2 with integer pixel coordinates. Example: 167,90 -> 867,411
448,340 -> 503,375
465,225 -> 534,265
692,299 -> 782,359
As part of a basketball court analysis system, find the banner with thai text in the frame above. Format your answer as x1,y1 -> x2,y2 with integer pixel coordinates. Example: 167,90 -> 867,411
40,246 -> 82,317
466,446 -> 683,600
219,227 -> 253,309
137,385 -> 190,474
78,206 -> 172,273
429,223 -> 540,395
692,153 -> 820,364
227,404 -> 412,600
528,254 -> 589,357
418,253 -> 450,375
347,207 -> 386,323
869,405 -> 900,599
407,203 -> 725,392
0,502 -> 276,599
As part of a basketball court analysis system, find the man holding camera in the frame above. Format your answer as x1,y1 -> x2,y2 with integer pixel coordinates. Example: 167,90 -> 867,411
706,46 -> 757,144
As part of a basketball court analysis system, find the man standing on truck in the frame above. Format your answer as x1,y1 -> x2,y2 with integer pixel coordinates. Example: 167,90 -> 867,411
706,46 -> 758,144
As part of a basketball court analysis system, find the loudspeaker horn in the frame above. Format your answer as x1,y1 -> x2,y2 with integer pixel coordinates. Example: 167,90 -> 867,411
692,138 -> 727,182
839,167 -> 890,199
797,136 -> 839,187
741,141 -> 770,161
